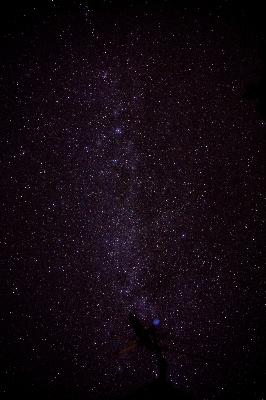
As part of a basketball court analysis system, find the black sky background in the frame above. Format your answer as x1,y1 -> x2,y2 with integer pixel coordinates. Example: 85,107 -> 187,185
1,1 -> 265,399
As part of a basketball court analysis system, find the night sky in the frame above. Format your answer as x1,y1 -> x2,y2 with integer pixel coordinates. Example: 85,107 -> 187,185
1,1 -> 265,399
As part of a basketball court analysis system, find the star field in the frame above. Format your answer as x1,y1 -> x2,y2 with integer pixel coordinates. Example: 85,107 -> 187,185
1,1 -> 265,399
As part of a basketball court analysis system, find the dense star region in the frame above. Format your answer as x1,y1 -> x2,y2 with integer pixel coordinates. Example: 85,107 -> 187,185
1,1 -> 265,399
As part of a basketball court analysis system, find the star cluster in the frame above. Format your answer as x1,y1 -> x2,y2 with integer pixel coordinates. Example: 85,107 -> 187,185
1,1 -> 265,399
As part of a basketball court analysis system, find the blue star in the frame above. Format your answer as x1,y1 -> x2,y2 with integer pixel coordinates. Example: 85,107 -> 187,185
115,127 -> 122,134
